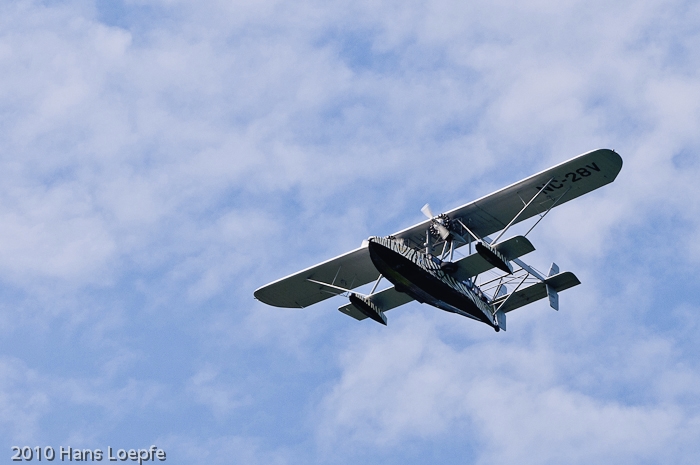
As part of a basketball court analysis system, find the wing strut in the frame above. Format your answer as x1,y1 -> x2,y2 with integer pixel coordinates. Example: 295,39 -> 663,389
492,177 -> 553,245
306,278 -> 353,296
512,257 -> 545,280
524,186 -> 571,238
370,274 -> 383,295
331,266 -> 342,286
456,219 -> 482,243
495,273 -> 529,313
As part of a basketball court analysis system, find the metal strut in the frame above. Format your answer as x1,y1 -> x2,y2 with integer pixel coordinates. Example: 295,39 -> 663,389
306,278 -> 353,295
331,266 -> 341,286
495,272 -> 529,313
512,258 -> 546,281
524,186 -> 571,237
369,275 -> 383,295
491,177 -> 554,245
456,219 -> 481,243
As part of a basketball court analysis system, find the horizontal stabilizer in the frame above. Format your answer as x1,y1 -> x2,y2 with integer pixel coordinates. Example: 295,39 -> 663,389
338,286 -> 414,321
450,235 -> 535,282
493,271 -> 580,313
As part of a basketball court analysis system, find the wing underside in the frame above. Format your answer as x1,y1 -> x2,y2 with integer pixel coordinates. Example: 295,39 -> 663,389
393,148 -> 622,251
253,244 -> 379,308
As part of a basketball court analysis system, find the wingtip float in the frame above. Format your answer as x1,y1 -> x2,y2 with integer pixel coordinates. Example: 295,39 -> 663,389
255,148 -> 622,332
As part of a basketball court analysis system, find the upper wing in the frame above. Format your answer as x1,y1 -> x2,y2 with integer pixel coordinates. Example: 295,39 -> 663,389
253,243 -> 379,308
393,148 -> 622,249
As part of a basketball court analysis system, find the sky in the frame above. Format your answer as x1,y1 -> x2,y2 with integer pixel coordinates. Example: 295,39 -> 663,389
1,0 -> 700,463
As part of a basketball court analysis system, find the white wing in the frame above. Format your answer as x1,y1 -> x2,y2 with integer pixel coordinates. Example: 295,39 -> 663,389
392,148 -> 622,250
254,244 -> 378,308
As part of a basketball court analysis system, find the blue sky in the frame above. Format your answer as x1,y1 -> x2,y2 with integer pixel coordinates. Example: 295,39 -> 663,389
1,0 -> 700,463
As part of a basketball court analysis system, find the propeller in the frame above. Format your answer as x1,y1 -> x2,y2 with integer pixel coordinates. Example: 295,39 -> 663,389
423,205 -> 512,274
421,204 -> 452,241
420,203 -> 435,220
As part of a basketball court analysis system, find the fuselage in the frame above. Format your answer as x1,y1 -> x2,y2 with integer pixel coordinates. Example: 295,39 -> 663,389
367,236 -> 497,328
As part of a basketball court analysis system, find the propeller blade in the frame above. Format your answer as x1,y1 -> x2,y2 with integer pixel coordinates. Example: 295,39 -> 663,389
421,203 -> 434,219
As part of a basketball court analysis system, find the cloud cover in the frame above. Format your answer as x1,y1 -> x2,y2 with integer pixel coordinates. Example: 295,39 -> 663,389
1,0 -> 700,463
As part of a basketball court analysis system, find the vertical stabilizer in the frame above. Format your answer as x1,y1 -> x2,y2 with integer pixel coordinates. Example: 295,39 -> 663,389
495,310 -> 507,331
546,284 -> 559,311
546,263 -> 560,310
548,263 -> 559,277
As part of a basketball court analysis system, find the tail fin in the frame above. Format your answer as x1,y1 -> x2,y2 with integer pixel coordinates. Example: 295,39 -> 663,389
495,309 -> 507,331
546,263 -> 559,310
548,263 -> 559,277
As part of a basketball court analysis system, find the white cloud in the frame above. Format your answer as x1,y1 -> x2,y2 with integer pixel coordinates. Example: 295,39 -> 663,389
318,315 -> 700,464
0,358 -> 49,443
1,0 -> 700,463
187,364 -> 249,417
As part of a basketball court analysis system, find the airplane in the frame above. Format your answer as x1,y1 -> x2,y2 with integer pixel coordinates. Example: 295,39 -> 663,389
254,149 -> 622,332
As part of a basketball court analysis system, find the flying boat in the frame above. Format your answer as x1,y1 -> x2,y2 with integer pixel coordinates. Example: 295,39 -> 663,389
254,149 -> 622,331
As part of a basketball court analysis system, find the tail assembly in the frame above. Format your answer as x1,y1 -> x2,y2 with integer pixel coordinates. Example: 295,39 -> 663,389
488,257 -> 579,318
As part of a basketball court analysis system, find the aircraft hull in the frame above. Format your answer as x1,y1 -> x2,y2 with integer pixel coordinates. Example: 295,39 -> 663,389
367,237 -> 497,328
